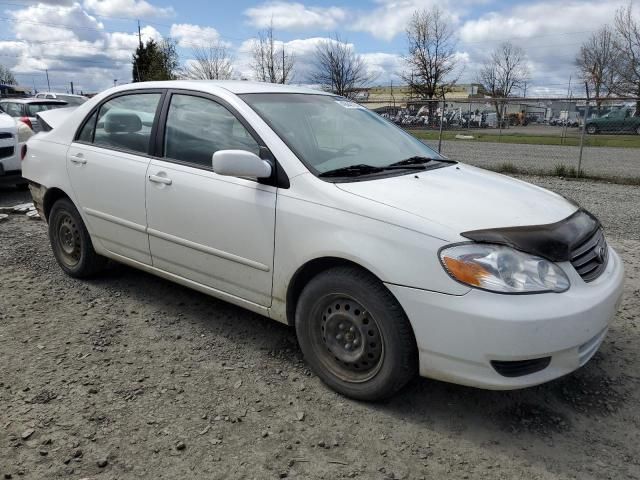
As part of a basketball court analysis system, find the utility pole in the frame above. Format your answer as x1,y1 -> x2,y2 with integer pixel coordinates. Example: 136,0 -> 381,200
281,48 -> 285,84
114,79 -> 118,87
137,20 -> 143,48
70,81 -> 74,94
45,69 -> 51,92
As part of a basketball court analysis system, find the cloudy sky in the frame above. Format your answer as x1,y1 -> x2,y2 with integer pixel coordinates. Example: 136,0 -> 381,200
0,0 -> 636,96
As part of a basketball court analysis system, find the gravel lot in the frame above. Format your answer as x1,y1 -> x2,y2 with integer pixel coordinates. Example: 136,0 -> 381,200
1,176 -> 639,480
422,140 -> 640,179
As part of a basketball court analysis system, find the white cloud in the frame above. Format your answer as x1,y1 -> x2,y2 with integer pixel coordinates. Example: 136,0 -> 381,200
83,0 -> 174,18
351,0 -> 462,41
244,1 -> 347,30
170,24 -> 228,48
457,0 -> 634,95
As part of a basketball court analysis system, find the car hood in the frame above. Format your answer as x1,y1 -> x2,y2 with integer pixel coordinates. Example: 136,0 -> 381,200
335,163 -> 578,239
0,113 -> 16,131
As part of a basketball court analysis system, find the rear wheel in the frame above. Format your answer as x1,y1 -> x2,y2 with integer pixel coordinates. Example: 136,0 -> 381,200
49,198 -> 107,278
586,124 -> 598,135
295,266 -> 417,401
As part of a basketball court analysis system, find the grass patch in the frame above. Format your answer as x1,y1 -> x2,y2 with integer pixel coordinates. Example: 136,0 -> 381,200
483,163 -> 640,186
408,130 -> 640,148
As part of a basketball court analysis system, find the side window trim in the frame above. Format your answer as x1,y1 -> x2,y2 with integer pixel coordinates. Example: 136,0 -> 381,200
73,89 -> 167,157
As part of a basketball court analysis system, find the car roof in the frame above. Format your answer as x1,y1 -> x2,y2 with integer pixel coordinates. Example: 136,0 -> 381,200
0,98 -> 68,104
110,80 -> 333,96
37,92 -> 85,97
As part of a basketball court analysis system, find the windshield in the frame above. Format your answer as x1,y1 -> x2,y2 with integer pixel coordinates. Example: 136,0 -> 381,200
240,93 -> 444,176
56,95 -> 87,106
27,102 -> 67,116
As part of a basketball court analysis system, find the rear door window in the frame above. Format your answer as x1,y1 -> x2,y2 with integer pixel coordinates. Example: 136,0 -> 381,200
92,93 -> 161,154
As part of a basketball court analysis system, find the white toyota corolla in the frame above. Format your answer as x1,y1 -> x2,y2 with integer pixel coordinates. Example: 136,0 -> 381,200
22,81 -> 624,400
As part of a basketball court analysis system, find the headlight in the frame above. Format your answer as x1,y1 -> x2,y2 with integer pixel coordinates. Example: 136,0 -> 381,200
439,244 -> 570,294
16,121 -> 34,143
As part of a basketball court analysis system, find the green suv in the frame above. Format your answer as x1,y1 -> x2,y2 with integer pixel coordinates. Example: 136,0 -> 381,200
586,107 -> 640,135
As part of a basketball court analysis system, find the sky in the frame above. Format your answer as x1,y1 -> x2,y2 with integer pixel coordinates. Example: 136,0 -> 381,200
0,0 -> 637,96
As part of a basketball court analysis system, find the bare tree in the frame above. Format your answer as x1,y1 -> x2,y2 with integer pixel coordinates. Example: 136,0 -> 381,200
612,3 -> 640,114
402,6 -> 459,121
180,42 -> 234,80
576,26 -> 618,112
0,64 -> 16,85
478,42 -> 529,126
250,21 -> 294,84
309,35 -> 372,99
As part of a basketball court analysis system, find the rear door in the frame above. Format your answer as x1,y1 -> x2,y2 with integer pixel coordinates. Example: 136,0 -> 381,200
66,90 -> 164,264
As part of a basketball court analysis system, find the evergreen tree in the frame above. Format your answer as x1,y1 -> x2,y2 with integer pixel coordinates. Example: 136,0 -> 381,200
132,39 -> 178,82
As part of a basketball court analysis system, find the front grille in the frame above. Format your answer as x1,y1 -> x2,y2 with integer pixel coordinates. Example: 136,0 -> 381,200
570,228 -> 608,282
491,357 -> 551,377
0,132 -> 12,140
0,145 -> 14,159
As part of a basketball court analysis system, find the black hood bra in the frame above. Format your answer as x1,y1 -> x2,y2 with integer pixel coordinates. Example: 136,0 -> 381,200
461,209 -> 601,262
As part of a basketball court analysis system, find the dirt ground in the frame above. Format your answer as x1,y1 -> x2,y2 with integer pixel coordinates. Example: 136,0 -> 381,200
1,176 -> 639,480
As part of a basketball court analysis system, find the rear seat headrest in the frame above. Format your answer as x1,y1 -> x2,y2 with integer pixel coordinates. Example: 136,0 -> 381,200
104,112 -> 142,133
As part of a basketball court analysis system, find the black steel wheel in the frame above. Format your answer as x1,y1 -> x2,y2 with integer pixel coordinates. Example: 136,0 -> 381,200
314,294 -> 384,383
586,124 -> 598,135
49,197 -> 107,278
295,266 -> 418,401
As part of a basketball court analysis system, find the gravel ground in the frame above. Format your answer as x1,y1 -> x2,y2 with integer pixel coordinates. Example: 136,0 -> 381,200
1,178 -> 639,480
422,140 -> 640,179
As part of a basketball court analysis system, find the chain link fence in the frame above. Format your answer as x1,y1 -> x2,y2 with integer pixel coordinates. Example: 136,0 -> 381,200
362,97 -> 640,183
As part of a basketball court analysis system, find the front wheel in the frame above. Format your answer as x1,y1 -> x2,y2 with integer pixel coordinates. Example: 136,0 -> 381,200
295,266 -> 418,401
48,198 -> 107,278
586,124 -> 598,135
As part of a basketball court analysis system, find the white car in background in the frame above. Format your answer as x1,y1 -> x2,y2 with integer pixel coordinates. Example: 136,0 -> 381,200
0,111 -> 33,187
21,81 -> 625,401
34,92 -> 88,106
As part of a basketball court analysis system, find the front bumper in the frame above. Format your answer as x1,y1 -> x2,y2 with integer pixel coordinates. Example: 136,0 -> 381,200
387,246 -> 624,390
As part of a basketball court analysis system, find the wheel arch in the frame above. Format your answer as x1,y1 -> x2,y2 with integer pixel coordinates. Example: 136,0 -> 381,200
42,187 -> 73,221
284,256 -> 407,329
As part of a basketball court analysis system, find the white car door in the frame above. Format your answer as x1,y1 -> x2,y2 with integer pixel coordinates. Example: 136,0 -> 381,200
67,91 -> 163,265
145,92 -> 277,307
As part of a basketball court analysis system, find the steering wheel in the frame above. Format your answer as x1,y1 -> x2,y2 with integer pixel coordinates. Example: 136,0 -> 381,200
334,143 -> 362,157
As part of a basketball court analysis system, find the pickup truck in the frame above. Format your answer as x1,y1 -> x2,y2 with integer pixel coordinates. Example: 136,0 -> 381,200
585,107 -> 640,135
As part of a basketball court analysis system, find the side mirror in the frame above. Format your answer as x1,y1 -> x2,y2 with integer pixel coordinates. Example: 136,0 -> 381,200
212,150 -> 272,179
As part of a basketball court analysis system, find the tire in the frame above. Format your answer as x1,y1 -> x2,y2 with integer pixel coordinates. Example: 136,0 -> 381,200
586,124 -> 598,135
48,197 -> 107,278
295,266 -> 418,401
636,125 -> 640,136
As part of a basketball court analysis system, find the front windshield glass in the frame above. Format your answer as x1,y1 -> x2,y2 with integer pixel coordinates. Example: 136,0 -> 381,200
240,93 -> 444,175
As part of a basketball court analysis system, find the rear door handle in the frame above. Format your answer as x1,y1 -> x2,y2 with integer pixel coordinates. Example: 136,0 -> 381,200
149,174 -> 172,185
69,154 -> 87,165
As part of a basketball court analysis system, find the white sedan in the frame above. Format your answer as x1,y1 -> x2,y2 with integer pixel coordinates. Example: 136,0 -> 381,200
22,81 -> 624,400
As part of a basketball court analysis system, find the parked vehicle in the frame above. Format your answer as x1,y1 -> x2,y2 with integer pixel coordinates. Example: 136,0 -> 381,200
0,111 -> 33,186
586,108 -> 640,135
22,81 -> 624,400
33,92 -> 88,106
0,98 -> 68,132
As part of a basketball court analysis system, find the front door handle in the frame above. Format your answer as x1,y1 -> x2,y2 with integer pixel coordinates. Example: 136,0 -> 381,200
69,154 -> 87,165
149,174 -> 172,185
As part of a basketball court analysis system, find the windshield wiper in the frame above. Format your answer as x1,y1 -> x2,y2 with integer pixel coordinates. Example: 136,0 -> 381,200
387,156 -> 436,167
318,164 -> 384,178
319,163 -> 428,178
